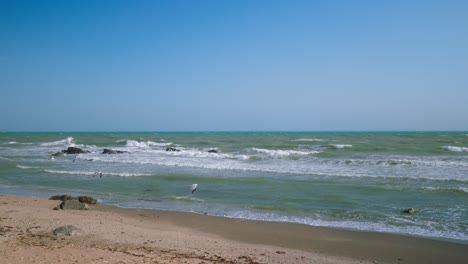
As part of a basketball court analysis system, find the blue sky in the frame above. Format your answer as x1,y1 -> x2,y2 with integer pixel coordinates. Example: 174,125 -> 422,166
1,0 -> 467,131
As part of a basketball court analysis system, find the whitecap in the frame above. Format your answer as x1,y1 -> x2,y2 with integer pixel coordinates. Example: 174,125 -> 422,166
441,146 -> 468,152
125,140 -> 172,148
16,165 -> 34,169
291,138 -> 324,142
40,137 -> 74,146
248,148 -> 319,157
331,144 -> 352,149
173,196 -> 205,202
44,169 -> 150,177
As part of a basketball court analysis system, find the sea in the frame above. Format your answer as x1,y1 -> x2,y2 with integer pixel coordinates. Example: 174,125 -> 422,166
0,132 -> 467,244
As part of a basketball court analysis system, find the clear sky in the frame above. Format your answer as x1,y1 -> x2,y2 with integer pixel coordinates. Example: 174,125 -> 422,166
1,0 -> 467,131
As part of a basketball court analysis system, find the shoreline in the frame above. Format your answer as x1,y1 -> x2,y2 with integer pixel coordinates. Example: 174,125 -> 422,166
1,195 -> 467,263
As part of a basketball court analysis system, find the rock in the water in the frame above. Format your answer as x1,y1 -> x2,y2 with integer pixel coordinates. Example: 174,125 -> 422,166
49,195 -> 75,201
51,151 -> 66,157
208,149 -> 218,153
78,196 -> 97,204
53,225 -> 81,236
102,148 -> 127,154
402,208 -> 417,214
59,199 -> 89,210
63,147 -> 89,154
166,147 -> 180,152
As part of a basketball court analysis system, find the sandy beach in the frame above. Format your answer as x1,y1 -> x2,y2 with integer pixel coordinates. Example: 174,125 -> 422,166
0,195 -> 466,263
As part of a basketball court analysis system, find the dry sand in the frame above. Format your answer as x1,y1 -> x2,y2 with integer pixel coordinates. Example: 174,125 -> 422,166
0,195 -> 466,264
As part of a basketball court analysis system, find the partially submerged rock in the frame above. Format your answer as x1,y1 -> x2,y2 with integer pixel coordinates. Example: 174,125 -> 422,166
102,148 -> 127,154
53,225 -> 81,236
51,151 -> 66,157
208,149 -> 218,153
166,147 -> 180,152
50,147 -> 90,158
63,147 -> 89,154
402,208 -> 417,214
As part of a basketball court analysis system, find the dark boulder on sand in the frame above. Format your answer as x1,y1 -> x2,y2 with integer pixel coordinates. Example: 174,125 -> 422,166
102,148 -> 127,154
55,199 -> 89,210
78,196 -> 97,204
50,195 -> 97,205
49,195 -> 75,201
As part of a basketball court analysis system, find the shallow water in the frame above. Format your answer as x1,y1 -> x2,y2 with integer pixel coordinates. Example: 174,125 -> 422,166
1,132 -> 467,243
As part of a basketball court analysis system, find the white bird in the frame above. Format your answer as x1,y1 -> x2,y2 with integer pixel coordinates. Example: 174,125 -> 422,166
188,184 -> 198,193
94,171 -> 103,178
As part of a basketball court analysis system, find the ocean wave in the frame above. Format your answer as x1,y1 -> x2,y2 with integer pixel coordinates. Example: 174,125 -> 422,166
222,210 -> 468,242
330,144 -> 352,149
44,169 -> 151,177
0,156 -> 12,161
421,186 -> 468,194
40,137 -> 74,146
1,141 -> 33,145
16,165 -> 35,169
247,148 -> 319,158
441,146 -> 468,152
337,159 -> 415,167
172,196 -> 205,202
125,140 -> 172,148
291,138 -> 324,142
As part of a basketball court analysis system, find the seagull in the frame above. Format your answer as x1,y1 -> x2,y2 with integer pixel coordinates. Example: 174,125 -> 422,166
188,184 -> 198,193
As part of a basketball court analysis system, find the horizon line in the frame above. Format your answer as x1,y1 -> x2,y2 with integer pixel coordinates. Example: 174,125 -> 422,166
1,130 -> 468,133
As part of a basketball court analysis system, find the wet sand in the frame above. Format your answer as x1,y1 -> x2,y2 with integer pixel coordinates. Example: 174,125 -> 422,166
1,195 -> 467,263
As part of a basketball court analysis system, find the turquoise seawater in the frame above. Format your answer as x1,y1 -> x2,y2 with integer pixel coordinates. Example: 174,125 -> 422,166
1,132 -> 467,243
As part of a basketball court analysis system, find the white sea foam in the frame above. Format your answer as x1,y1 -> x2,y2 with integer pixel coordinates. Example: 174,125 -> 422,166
125,140 -> 172,148
291,138 -> 324,142
441,146 -> 468,152
0,156 -> 12,161
16,165 -> 34,169
44,169 -> 150,177
331,144 -> 352,149
421,186 -> 468,194
40,137 -> 74,146
220,210 -> 468,242
173,196 -> 205,202
2,141 -> 32,145
248,148 -> 319,157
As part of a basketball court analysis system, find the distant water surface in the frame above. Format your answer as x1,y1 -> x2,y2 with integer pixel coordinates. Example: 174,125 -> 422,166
0,132 -> 467,244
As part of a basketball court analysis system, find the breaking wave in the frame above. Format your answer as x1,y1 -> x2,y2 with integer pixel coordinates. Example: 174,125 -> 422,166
126,140 -> 172,148
291,138 -> 324,142
247,148 -> 319,158
40,137 -> 74,146
16,165 -> 35,169
44,169 -> 151,177
330,144 -> 353,149
441,146 -> 468,152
